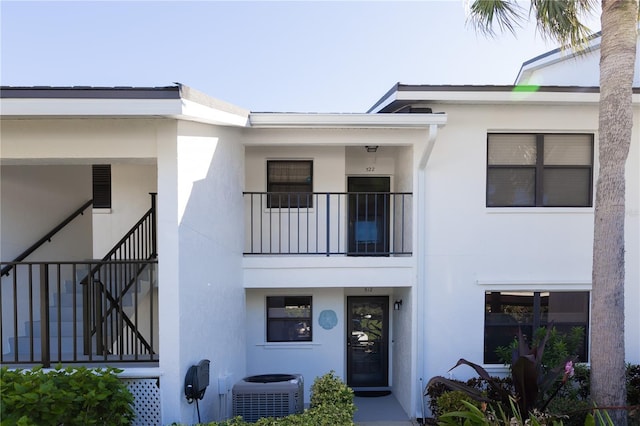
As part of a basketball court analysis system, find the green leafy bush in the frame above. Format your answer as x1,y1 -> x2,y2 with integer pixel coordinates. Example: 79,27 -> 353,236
426,376 -> 514,416
309,371 -> 355,413
0,365 -> 134,425
427,325 -> 582,421
427,359 -> 640,425
436,390 -> 482,417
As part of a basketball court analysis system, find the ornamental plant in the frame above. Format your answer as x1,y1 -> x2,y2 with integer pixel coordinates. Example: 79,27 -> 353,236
1,365 -> 134,425
427,325 -> 577,421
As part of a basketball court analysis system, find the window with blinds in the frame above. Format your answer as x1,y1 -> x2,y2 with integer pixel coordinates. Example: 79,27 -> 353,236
266,296 -> 312,342
487,134 -> 593,207
266,160 -> 313,208
92,164 -> 112,208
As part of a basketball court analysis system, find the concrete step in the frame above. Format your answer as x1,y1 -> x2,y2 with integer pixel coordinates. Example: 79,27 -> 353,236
52,288 -> 136,308
48,306 -> 80,322
26,320 -> 84,337
9,335 -> 85,356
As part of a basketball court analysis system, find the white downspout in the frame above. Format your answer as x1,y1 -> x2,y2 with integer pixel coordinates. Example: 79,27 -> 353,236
413,123 -> 440,420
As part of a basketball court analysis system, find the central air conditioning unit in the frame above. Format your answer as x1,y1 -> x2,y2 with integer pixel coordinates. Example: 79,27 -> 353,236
232,374 -> 304,423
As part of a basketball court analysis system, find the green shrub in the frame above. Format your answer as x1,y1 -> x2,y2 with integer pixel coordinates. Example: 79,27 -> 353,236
427,363 -> 640,425
426,376 -> 513,417
436,390 -> 482,417
545,396 -> 590,426
310,371 -> 355,413
0,365 -> 134,425
627,364 -> 640,406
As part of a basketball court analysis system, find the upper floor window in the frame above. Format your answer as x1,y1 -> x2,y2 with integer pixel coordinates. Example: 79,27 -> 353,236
267,160 -> 313,208
266,296 -> 312,342
487,134 -> 593,207
484,290 -> 589,364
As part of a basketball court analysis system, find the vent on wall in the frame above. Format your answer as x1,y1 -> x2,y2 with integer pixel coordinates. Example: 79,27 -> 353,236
232,374 -> 303,423
92,164 -> 111,208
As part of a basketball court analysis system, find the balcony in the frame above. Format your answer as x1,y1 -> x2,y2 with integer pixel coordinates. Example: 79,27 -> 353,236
243,192 -> 413,256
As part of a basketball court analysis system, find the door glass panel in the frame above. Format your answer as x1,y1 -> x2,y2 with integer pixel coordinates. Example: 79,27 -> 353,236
347,297 -> 388,387
348,177 -> 391,255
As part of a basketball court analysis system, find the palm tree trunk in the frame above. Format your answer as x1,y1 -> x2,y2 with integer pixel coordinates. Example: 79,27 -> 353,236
591,1 -> 637,424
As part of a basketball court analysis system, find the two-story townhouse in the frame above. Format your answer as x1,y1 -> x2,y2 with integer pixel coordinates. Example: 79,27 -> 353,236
1,34 -> 638,425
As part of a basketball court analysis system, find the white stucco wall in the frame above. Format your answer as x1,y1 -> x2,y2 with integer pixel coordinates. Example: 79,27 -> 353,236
245,287 -> 346,403
0,164 -> 93,261
418,101 -> 640,406
92,163 -> 158,258
391,286 -> 413,415
245,287 -> 408,405
1,119 -> 160,260
242,129 -> 427,418
627,105 -> 640,365
0,119 -> 158,162
158,120 -> 246,424
244,145 -> 346,254
0,164 -> 93,353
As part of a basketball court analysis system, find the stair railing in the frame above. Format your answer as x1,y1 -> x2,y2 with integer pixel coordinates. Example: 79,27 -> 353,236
83,193 -> 157,356
1,199 -> 94,277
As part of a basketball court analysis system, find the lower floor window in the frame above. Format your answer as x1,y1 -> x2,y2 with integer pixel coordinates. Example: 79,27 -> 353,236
484,291 -> 589,364
267,296 -> 312,342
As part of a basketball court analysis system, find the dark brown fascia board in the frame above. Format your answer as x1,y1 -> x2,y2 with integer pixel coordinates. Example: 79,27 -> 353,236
0,85 -> 181,99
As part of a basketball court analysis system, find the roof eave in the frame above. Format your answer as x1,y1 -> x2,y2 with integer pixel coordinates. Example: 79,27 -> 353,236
0,85 -> 250,127
370,85 -> 640,112
248,112 -> 447,129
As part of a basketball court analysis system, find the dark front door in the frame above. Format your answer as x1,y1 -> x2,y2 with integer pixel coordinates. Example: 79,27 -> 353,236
346,296 -> 389,388
347,177 -> 391,255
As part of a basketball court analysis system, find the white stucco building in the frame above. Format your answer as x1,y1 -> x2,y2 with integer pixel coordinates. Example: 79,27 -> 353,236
1,35 -> 638,424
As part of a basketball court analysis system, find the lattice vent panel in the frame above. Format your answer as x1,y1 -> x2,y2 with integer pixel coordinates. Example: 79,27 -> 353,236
122,377 -> 161,426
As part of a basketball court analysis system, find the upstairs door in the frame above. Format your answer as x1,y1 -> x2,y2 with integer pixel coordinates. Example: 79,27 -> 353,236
347,177 -> 390,255
346,296 -> 389,388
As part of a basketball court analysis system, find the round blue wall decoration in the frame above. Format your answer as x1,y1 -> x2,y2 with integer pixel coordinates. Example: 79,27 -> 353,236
319,310 -> 338,330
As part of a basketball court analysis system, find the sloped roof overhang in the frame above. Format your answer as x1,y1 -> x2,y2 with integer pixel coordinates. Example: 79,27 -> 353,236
0,84 -> 250,127
369,84 -> 640,114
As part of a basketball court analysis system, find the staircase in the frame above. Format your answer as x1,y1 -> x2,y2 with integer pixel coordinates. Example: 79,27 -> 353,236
10,278 -> 87,362
1,194 -> 158,366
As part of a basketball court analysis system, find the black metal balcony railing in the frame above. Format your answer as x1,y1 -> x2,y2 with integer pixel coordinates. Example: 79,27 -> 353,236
243,192 -> 413,256
0,260 -> 158,367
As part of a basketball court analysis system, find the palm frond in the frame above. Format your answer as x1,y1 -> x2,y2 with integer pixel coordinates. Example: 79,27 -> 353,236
530,0 -> 597,48
466,0 -> 526,37
468,0 -> 601,50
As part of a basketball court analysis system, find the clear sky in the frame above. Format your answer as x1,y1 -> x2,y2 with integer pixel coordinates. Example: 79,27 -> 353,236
0,1 -> 598,113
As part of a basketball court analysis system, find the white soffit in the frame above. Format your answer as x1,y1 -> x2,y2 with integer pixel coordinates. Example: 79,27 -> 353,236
248,112 -> 447,128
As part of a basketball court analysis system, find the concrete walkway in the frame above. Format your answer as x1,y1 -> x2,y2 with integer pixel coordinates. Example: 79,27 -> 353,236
353,394 -> 420,425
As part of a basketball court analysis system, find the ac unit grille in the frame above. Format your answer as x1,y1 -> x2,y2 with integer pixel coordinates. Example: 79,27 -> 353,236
232,374 -> 303,423
233,392 -> 296,422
